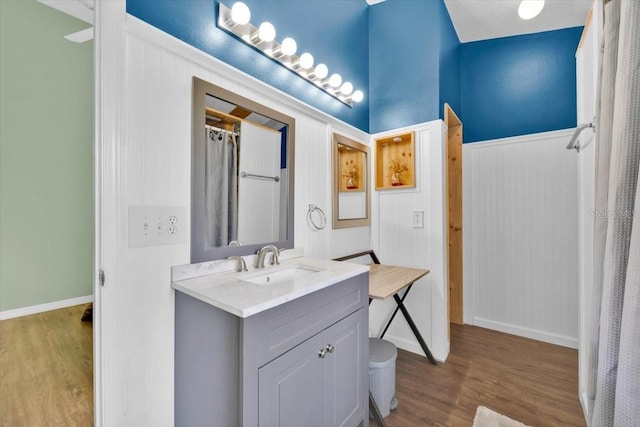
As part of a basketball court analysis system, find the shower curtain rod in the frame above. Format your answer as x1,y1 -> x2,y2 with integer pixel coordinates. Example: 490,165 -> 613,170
206,123 -> 239,137
566,119 -> 596,152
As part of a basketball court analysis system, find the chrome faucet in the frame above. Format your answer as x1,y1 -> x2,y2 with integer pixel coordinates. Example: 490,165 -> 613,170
228,240 -> 243,247
255,245 -> 280,268
226,255 -> 248,272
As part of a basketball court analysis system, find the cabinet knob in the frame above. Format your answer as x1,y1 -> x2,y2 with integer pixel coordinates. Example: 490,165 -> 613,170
318,349 -> 327,359
325,344 -> 335,353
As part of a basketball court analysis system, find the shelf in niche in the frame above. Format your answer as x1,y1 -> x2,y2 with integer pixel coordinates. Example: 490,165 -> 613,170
338,145 -> 365,192
375,131 -> 415,190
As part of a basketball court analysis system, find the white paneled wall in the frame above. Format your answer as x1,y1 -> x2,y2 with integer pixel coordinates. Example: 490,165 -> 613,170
576,1 -> 600,415
99,14 -> 372,425
463,129 -> 580,348
370,121 -> 449,361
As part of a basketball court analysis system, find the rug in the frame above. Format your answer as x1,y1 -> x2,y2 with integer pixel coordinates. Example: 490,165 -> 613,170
472,406 -> 530,427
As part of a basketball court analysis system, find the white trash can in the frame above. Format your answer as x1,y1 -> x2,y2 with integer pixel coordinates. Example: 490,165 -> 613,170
369,338 -> 397,418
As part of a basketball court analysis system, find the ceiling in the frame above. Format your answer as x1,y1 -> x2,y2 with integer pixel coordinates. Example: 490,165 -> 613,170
42,0 -> 592,47
443,0 -> 592,42
38,0 -> 93,24
366,0 -> 592,42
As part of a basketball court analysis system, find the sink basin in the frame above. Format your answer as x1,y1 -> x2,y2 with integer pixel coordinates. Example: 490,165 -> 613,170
244,265 -> 324,286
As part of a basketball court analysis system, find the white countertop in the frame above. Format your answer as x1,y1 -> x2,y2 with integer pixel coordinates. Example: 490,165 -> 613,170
171,255 -> 369,318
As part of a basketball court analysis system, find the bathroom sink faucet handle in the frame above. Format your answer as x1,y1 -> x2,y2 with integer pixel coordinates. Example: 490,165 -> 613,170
227,256 -> 248,272
255,245 -> 280,268
270,247 -> 280,266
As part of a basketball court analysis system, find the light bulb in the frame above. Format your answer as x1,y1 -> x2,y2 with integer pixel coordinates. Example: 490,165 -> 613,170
518,0 -> 544,20
230,2 -> 251,25
352,90 -> 364,103
281,37 -> 297,56
314,63 -> 328,79
328,73 -> 342,88
340,82 -> 353,95
299,53 -> 314,69
258,22 -> 276,42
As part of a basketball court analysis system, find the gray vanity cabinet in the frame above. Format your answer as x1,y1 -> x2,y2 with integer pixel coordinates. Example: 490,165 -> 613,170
175,272 -> 369,427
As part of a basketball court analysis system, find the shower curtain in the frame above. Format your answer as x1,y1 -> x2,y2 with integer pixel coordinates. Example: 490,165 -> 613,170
588,0 -> 640,425
205,128 -> 238,247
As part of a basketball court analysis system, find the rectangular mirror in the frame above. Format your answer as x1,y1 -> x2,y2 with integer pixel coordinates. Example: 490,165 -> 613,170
191,77 -> 295,262
332,133 -> 370,228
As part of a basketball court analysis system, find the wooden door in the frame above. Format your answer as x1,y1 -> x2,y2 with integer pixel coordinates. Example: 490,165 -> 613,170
445,104 -> 464,326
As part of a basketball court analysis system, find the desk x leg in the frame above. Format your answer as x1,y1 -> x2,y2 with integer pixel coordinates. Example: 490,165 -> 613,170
379,284 -> 437,365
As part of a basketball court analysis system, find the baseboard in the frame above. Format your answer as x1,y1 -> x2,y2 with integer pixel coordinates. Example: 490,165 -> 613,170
0,295 -> 93,321
580,390 -> 590,424
383,334 -> 448,363
473,317 -> 578,349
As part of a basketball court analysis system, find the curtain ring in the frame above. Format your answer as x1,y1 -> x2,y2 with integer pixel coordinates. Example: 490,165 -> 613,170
307,204 -> 326,230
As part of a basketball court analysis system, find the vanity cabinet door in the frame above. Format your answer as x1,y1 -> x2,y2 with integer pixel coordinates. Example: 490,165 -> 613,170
323,309 -> 366,427
258,333 -> 325,427
257,309 -> 366,427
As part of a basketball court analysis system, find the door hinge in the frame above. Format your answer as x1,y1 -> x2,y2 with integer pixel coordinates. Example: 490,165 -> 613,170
99,269 -> 105,287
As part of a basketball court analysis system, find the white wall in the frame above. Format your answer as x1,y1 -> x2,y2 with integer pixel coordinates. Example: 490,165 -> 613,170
463,129 -> 580,349
370,122 -> 449,362
97,10 -> 372,425
576,1 -> 600,416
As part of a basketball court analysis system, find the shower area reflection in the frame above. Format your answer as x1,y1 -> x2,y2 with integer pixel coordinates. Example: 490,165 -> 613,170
205,125 -> 238,247
204,94 -> 288,250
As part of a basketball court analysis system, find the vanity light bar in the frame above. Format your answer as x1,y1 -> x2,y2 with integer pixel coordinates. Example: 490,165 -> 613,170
217,2 -> 364,107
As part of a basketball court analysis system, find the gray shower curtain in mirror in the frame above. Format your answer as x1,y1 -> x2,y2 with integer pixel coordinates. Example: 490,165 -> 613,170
588,0 -> 640,425
205,128 -> 238,247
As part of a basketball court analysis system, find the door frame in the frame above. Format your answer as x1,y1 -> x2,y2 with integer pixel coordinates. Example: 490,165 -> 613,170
444,104 -> 463,328
93,1 -> 127,425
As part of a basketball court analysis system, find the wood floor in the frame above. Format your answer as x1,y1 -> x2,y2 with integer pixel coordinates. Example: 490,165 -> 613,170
0,307 -> 584,427
383,324 -> 586,427
0,305 -> 93,427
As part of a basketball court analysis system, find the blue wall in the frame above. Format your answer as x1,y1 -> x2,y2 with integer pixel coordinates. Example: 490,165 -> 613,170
460,27 -> 582,143
438,1 -> 461,119
127,1 -> 581,141
369,1 -> 439,133
127,0 -> 370,132
369,0 -> 459,134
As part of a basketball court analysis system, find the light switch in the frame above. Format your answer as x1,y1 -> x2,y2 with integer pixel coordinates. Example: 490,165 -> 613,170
412,210 -> 424,228
128,206 -> 188,248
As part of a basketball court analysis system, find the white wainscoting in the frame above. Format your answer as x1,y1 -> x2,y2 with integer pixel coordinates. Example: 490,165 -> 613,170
97,12 -> 373,426
463,129 -> 580,349
370,121 -> 449,362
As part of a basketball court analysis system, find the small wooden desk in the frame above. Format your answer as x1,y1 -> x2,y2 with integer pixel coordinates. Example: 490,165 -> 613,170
368,264 -> 437,365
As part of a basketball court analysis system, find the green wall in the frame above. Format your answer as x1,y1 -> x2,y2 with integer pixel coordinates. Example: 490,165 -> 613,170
0,0 -> 93,311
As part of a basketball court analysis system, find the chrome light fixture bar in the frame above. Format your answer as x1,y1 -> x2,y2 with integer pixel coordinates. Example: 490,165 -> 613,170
217,2 -> 364,107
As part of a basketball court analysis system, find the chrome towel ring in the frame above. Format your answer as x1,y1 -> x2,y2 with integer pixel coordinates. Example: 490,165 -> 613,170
307,204 -> 326,230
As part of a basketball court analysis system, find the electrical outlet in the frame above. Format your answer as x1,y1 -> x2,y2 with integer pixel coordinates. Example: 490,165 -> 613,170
412,210 -> 424,228
128,206 -> 188,248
